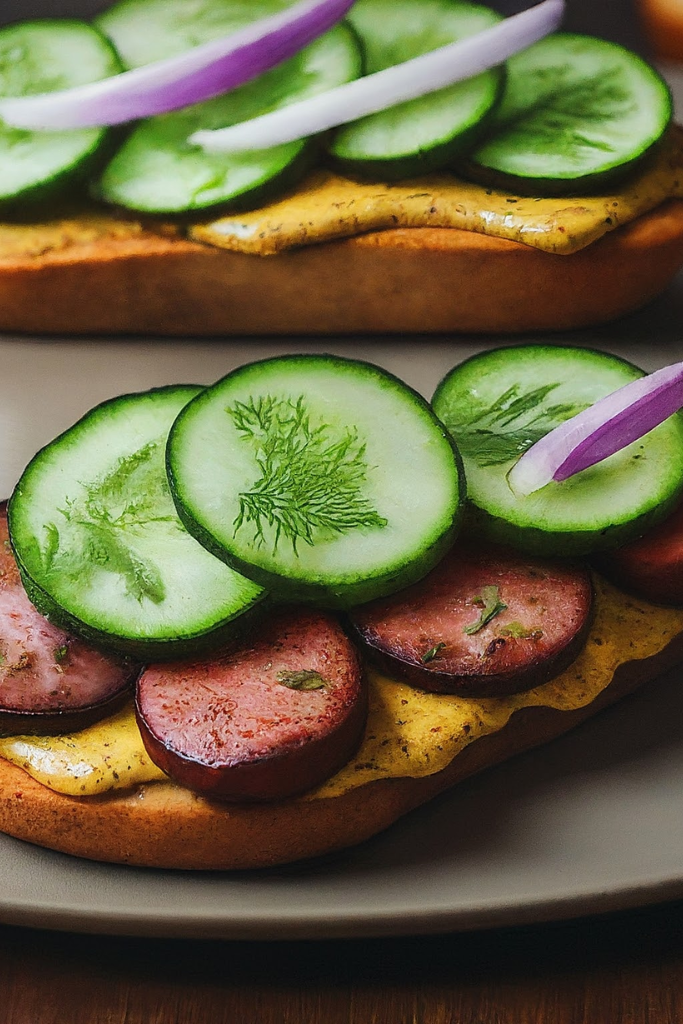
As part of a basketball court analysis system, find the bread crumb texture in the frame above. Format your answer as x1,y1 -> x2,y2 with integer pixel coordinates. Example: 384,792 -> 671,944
192,129 -> 683,256
1,576 -> 682,800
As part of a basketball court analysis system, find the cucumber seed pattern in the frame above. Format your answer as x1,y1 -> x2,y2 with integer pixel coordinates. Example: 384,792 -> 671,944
229,395 -> 388,553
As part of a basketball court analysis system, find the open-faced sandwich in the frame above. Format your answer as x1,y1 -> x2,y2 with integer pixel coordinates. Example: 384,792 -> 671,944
2,345 -> 683,869
1,0 -> 683,334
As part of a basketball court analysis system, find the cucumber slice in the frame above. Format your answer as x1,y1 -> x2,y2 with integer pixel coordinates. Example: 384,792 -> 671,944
95,0 -> 361,214
432,346 -> 683,557
328,0 -> 503,179
168,355 -> 464,607
464,33 -> 672,195
0,20 -> 122,206
96,0 -> 299,67
8,387 -> 264,659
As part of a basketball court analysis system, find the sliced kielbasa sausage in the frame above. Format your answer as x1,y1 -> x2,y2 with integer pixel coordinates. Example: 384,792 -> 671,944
136,608 -> 366,801
349,544 -> 593,697
0,503 -> 137,733
598,500 -> 683,605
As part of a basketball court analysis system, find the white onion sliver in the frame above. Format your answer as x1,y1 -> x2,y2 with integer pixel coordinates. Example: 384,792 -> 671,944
190,0 -> 565,153
0,0 -> 354,130
508,361 -> 683,497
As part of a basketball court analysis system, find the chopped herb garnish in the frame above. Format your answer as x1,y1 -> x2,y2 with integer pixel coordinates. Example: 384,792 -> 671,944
442,383 -> 589,467
497,621 -> 543,640
54,645 -> 69,664
464,586 -> 508,635
39,522 -> 60,573
230,394 -> 387,553
421,642 -> 446,664
277,669 -> 327,691
40,440 -> 176,604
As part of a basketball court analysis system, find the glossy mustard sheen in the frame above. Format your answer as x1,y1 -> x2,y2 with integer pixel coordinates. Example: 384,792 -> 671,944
1,576 -> 682,799
191,129 -> 683,256
0,704 -> 166,796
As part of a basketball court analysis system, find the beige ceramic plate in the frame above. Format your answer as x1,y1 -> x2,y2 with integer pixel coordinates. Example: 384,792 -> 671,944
2,326 -> 683,939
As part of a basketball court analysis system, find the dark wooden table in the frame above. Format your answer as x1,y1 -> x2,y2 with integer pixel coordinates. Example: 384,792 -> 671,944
2,900 -> 683,1023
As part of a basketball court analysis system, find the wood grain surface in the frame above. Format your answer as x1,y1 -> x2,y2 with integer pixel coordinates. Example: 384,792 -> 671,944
2,901 -> 683,1024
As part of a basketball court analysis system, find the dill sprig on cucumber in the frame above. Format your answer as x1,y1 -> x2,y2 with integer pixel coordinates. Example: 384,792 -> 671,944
8,386 -> 266,659
49,441 -> 174,605
167,354 -> 464,607
433,347 -> 683,557
465,33 -> 673,195
229,394 -> 387,554
450,382 -> 590,468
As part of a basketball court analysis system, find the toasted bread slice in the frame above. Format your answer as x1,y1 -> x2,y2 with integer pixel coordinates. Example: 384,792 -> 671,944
1,199 -> 683,336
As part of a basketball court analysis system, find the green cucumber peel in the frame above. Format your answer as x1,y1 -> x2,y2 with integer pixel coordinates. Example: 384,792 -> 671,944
433,346 -> 683,557
329,0 -> 504,178
95,3 -> 362,214
168,354 -> 465,607
8,385 -> 265,659
0,19 -> 122,206
464,33 -> 673,195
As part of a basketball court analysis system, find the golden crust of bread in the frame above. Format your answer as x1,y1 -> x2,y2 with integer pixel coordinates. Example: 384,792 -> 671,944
2,626 -> 682,871
0,199 -> 683,336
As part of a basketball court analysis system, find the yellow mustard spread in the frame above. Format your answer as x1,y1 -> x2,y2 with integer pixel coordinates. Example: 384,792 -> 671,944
0,211 -> 183,264
1,576 -> 682,799
0,704 -> 166,796
191,130 -> 683,257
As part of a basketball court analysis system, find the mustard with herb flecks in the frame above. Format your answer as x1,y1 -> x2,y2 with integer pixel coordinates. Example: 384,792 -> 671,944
191,129 -> 683,257
0,704 -> 165,796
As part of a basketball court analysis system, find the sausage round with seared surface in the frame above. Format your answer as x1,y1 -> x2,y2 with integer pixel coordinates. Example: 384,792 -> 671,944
349,544 -> 593,697
136,608 -> 366,801
598,500 -> 683,606
0,503 -> 137,733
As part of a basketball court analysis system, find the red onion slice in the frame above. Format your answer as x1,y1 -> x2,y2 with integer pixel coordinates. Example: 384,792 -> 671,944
190,0 -> 564,153
0,0 -> 354,130
508,361 -> 683,496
